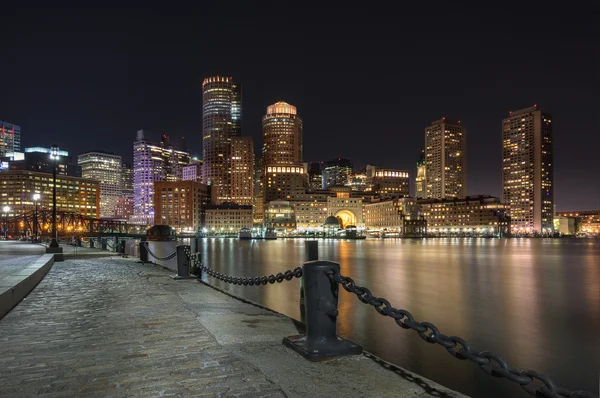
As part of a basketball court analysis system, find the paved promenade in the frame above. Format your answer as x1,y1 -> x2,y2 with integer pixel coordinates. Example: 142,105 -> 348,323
0,252 -> 466,397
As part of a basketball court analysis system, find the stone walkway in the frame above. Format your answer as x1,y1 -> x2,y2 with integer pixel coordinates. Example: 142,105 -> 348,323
0,255 -> 466,398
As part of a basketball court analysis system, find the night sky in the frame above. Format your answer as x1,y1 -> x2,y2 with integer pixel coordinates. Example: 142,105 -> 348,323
1,4 -> 598,210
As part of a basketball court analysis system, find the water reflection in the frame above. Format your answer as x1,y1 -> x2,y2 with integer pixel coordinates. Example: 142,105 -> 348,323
192,238 -> 600,398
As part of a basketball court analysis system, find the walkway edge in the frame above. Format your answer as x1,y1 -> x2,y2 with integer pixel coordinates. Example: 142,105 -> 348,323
0,254 -> 55,319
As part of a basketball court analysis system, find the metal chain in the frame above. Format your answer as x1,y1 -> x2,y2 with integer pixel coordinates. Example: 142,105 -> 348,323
142,242 -> 177,261
184,249 -> 302,286
328,270 -> 598,398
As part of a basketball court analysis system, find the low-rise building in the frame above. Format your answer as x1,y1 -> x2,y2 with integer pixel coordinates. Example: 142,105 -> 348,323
327,186 -> 364,228
366,165 -> 410,198
0,170 -> 99,218
555,210 -> 599,235
154,181 -> 211,233
364,197 -> 426,237
204,204 -> 253,234
418,195 -> 510,236
265,200 -> 296,232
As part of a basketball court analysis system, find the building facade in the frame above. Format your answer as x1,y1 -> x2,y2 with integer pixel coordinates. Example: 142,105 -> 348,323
9,147 -> 79,177
78,151 -> 123,218
326,186 -> 364,228
0,121 -> 21,158
502,106 -> 553,234
132,131 -> 191,225
230,136 -> 254,206
366,165 -> 410,198
556,210 -> 599,235
153,181 -> 211,233
321,158 -> 352,189
347,173 -> 367,192
418,195 -> 510,236
415,149 -> 426,199
364,197 -> 427,237
307,162 -> 323,191
425,118 -> 466,199
204,204 -> 253,234
265,200 -> 297,232
0,170 -> 100,218
182,159 -> 203,182
201,76 -> 241,203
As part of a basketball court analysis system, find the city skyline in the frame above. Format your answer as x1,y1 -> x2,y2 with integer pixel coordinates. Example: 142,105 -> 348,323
0,4 -> 598,211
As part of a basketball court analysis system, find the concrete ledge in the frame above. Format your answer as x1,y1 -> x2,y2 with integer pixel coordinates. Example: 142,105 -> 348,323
0,254 -> 55,319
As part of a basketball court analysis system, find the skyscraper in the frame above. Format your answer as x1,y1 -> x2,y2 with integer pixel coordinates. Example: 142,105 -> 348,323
415,149 -> 426,199
230,136 -> 254,206
201,76 -> 241,203
425,118 -> 466,199
0,120 -> 21,158
261,101 -> 306,203
321,158 -> 353,189
132,130 -> 190,226
502,105 -> 554,234
78,151 -> 123,218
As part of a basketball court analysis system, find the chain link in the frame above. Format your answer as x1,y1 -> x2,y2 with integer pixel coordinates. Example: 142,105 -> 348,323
184,249 -> 302,286
328,270 -> 598,398
142,241 -> 177,261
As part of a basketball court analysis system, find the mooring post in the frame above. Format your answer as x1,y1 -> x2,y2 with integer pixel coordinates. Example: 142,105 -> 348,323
139,238 -> 148,263
101,238 -> 107,250
89,238 -> 95,249
113,236 -> 118,252
301,241 -> 319,323
283,260 -> 362,360
172,245 -> 196,280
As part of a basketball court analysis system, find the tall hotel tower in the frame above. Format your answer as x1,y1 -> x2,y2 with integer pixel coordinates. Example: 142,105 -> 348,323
78,151 -> 123,218
261,101 -> 305,203
201,76 -> 242,203
424,118 -> 466,199
502,105 -> 554,233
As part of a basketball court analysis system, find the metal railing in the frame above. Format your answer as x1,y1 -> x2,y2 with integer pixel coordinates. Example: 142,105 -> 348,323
133,241 -> 597,398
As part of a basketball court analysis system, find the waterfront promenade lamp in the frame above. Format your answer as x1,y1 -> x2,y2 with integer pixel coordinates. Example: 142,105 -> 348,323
33,193 -> 41,242
2,206 -> 10,239
46,145 -> 64,260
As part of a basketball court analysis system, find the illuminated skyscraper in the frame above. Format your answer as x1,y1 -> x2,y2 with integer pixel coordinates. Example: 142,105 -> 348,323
78,151 -> 123,218
201,76 -> 241,203
132,130 -> 190,225
230,136 -> 254,206
261,101 -> 306,203
425,118 -> 466,199
321,158 -> 352,189
502,105 -> 553,233
415,149 -> 426,199
0,120 -> 21,158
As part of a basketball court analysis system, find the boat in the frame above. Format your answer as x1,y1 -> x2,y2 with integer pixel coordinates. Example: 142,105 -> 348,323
238,228 -> 252,240
263,227 -> 277,240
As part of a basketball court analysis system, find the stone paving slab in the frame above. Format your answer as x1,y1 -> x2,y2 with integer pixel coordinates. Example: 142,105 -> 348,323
0,254 -> 467,398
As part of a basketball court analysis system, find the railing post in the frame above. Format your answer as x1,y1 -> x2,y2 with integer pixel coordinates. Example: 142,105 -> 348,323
113,236 -> 118,252
283,260 -> 362,361
193,237 -> 202,278
300,241 -> 318,323
172,245 -> 195,280
139,239 -> 148,263
89,238 -> 94,249
101,238 -> 107,250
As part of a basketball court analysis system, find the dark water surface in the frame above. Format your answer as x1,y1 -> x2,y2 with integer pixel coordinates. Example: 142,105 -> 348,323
195,238 -> 600,398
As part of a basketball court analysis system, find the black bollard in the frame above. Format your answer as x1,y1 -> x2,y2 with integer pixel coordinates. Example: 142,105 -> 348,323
139,240 -> 148,263
193,237 -> 202,278
113,236 -> 118,252
283,260 -> 362,361
101,238 -> 107,250
89,239 -> 95,249
300,241 -> 319,323
172,245 -> 196,279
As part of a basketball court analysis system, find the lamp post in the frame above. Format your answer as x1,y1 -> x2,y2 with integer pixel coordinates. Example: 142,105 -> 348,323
2,205 -> 10,240
45,145 -> 63,260
33,193 -> 40,242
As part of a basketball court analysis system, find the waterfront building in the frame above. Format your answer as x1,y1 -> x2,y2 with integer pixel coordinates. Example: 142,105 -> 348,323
556,210 -> 599,234
307,162 -> 323,191
502,105 -> 554,234
117,163 -> 134,220
553,216 -> 581,235
321,158 -> 352,189
425,118 -> 466,199
153,181 -> 211,233
265,200 -> 297,232
230,136 -> 254,206
261,101 -> 306,204
346,172 -> 367,192
293,199 -> 329,231
182,159 -> 203,182
0,121 -> 20,157
326,186 -> 364,228
201,76 -> 241,203
131,130 -> 191,226
364,197 -> 427,237
415,149 -> 426,199
418,195 -> 510,236
365,165 -> 410,198
204,203 -> 253,234
0,170 -> 99,218
78,151 -> 123,218
9,147 -> 79,177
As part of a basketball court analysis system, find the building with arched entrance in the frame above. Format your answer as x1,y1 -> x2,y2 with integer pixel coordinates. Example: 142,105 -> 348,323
326,186 -> 365,229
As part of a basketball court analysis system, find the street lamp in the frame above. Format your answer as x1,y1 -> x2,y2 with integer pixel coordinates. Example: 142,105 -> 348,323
45,145 -> 63,260
33,193 -> 40,242
2,205 -> 10,239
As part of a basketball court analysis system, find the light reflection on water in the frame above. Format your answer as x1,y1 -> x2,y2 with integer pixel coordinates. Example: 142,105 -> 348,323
184,237 -> 600,398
